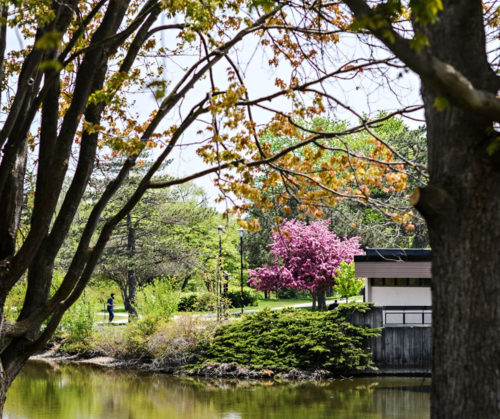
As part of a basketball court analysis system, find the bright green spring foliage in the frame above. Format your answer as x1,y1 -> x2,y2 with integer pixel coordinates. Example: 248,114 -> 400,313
135,277 -> 181,322
334,261 -> 365,303
193,304 -> 380,372
59,296 -> 96,354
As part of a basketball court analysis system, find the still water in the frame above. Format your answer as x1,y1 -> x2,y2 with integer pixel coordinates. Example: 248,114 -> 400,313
5,361 -> 430,419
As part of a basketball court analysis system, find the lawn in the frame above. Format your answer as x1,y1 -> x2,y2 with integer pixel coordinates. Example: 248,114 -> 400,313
240,295 -> 363,311
95,295 -> 365,320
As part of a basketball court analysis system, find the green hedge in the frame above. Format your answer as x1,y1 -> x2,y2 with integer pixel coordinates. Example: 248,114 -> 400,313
227,288 -> 259,308
178,288 -> 259,312
192,303 -> 380,372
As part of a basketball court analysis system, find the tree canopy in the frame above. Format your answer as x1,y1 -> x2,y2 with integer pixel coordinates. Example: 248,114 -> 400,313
248,219 -> 362,310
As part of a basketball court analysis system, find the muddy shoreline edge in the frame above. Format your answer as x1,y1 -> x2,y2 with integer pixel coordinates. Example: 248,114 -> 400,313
30,350 -> 428,379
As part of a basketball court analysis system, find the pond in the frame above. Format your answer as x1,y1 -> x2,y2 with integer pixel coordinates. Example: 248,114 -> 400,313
5,361 -> 430,419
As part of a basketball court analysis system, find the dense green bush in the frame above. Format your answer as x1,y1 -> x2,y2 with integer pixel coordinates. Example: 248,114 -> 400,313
276,288 -> 311,299
135,277 -> 180,321
192,303 -> 380,372
227,287 -> 259,308
178,293 -> 218,312
178,288 -> 258,311
59,295 -> 96,353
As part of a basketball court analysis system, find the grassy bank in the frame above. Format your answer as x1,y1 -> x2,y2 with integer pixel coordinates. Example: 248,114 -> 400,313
51,303 -> 379,378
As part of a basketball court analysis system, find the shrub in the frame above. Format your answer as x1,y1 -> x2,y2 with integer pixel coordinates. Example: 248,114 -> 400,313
149,316 -> 218,368
192,303 -> 380,372
92,315 -> 217,365
227,287 -> 259,308
179,289 -> 258,311
276,288 -> 310,299
59,295 -> 96,354
178,293 -> 218,312
92,327 -> 126,358
135,277 -> 180,321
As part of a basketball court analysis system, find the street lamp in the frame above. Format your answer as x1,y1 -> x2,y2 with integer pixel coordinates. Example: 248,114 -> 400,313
238,227 -> 246,314
215,225 -> 225,320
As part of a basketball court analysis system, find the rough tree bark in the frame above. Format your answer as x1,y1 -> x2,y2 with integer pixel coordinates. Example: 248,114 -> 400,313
418,4 -> 500,417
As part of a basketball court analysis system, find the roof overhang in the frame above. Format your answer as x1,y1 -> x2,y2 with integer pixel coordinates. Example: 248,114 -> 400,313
354,249 -> 432,278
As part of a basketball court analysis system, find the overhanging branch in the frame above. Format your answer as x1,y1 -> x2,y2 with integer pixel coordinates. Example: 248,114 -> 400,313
343,0 -> 500,121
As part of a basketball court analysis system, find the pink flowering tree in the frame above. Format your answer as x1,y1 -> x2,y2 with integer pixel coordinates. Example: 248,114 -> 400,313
248,219 -> 363,310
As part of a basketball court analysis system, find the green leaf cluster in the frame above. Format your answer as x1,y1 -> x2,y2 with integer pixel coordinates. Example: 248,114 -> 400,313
410,0 -> 443,24
334,261 -> 364,302
59,295 -> 96,354
192,304 -> 380,372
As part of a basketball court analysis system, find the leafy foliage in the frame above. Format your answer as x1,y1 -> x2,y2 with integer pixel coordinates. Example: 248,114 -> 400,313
193,305 -> 380,372
59,295 -> 96,354
135,277 -> 180,323
334,262 -> 364,302
4,280 -> 27,322
276,287 -> 311,299
227,287 -> 259,308
178,293 -> 218,312
177,287 -> 258,311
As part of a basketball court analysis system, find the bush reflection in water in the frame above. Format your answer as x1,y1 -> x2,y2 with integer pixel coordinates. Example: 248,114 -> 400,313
5,361 -> 429,419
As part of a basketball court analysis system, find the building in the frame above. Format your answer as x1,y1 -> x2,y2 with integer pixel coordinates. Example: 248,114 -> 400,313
354,249 -> 432,327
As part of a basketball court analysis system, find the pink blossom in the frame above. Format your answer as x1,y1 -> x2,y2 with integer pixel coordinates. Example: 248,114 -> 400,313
248,219 -> 363,293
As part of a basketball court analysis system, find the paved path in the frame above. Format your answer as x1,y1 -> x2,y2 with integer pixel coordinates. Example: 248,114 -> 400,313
229,298 -> 360,315
96,297 -> 363,323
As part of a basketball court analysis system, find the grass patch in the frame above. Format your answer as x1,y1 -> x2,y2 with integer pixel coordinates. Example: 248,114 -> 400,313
237,295 -> 363,311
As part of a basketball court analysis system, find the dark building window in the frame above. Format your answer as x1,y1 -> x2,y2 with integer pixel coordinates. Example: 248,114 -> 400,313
408,278 -> 420,286
370,278 -> 431,287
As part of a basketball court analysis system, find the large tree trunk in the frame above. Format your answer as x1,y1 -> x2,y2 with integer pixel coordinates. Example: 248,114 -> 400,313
425,199 -> 500,419
413,2 -> 500,418
420,112 -> 500,419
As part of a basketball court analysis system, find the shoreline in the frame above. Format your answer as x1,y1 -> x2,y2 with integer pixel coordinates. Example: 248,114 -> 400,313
30,350 -> 430,380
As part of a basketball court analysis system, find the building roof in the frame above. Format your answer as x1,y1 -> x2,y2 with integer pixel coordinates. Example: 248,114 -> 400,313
354,248 -> 432,263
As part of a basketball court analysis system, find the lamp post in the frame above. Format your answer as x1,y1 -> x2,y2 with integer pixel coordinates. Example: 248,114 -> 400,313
215,225 -> 225,320
238,227 -> 246,314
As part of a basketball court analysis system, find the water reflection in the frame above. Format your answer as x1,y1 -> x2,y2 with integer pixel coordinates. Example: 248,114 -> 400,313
5,361 -> 430,419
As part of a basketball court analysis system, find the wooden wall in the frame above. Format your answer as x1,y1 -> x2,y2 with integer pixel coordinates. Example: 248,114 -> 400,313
350,307 -> 432,375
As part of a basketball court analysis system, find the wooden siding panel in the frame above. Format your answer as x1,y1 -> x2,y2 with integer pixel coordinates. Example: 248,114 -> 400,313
350,308 -> 432,373
355,261 -> 432,278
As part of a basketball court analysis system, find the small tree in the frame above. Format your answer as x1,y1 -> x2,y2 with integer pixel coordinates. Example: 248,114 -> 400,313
248,220 -> 362,310
333,261 -> 364,303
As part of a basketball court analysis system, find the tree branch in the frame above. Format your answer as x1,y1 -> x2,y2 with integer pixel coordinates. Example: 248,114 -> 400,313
343,0 -> 500,121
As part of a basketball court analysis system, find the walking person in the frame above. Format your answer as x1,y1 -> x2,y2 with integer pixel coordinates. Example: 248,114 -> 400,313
107,293 -> 115,323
